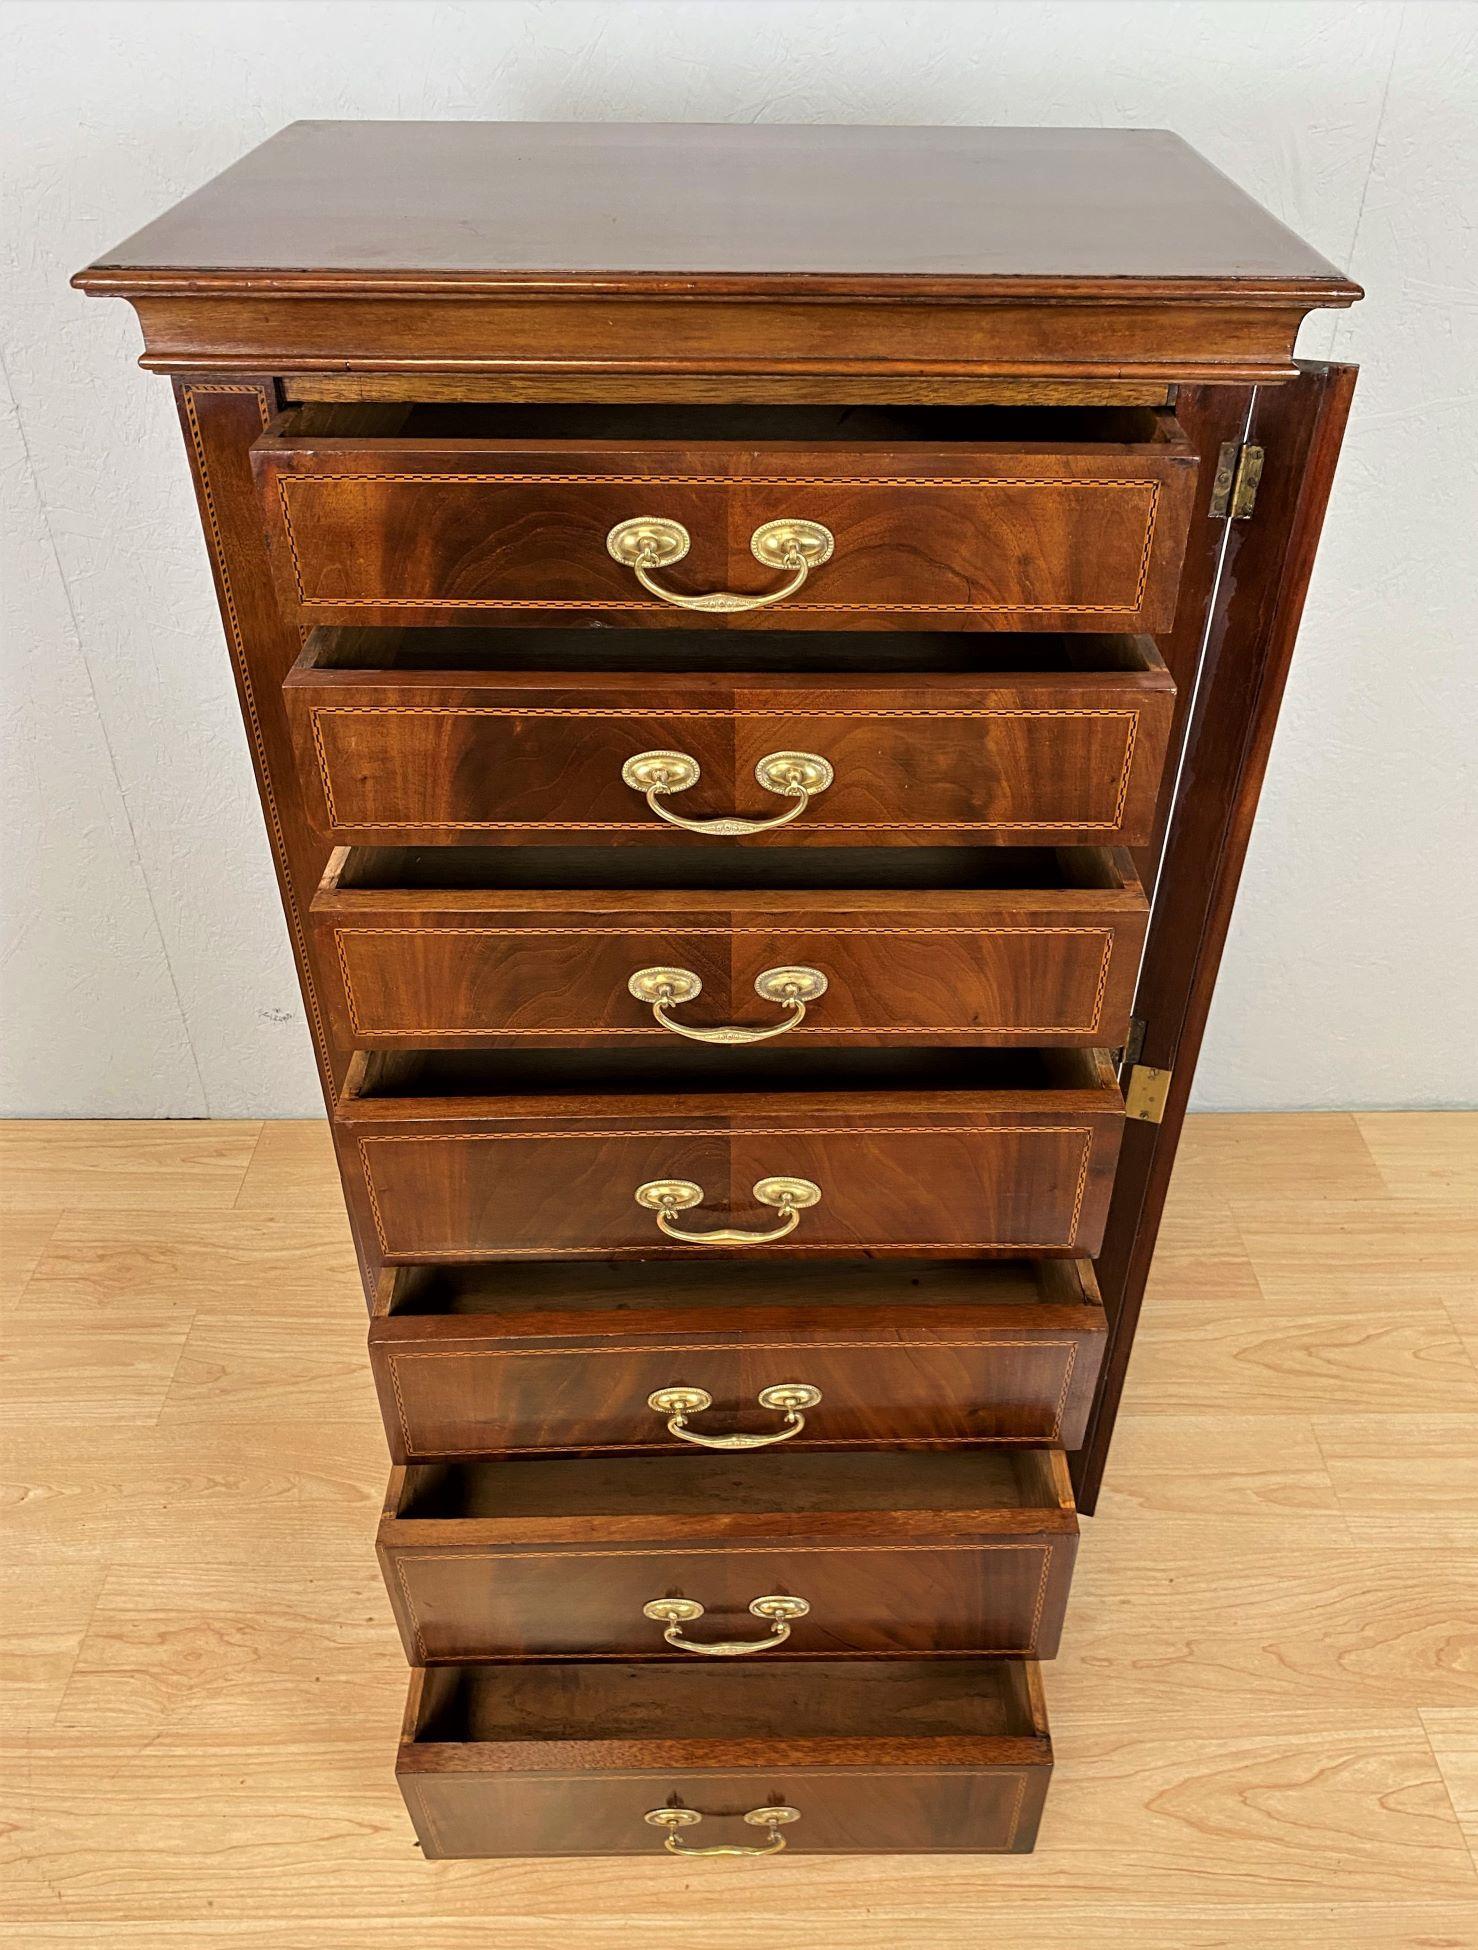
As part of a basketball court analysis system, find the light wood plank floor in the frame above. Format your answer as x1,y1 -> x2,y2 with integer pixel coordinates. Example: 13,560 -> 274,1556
3,1113 -> 1475,1947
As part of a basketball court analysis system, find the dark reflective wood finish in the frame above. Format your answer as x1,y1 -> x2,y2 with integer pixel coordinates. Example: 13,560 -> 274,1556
286,629 -> 1176,846
253,403 -> 1198,634
314,845 -> 1147,1049
378,1448 -> 1077,1663
368,1257 -> 1108,1461
335,1049 -> 1124,1265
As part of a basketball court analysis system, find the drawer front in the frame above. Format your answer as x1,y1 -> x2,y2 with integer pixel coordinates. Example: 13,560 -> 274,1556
316,887 -> 1148,1050
287,677 -> 1175,847
371,1319 -> 1105,1461
401,1763 -> 1048,1857
342,1110 -> 1123,1262
255,432 -> 1197,633
381,1534 -> 1074,1663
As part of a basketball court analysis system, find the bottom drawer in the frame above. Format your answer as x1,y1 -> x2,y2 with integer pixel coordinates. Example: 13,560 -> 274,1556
398,1659 -> 1052,1857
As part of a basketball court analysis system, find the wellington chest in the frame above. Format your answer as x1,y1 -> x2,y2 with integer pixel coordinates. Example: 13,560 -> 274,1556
77,119 -> 1359,1861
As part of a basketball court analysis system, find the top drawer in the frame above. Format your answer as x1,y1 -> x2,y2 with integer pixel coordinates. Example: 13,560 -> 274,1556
251,403 -> 1199,633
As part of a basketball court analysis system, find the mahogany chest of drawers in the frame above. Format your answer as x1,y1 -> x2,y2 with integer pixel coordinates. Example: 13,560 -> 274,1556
78,121 -> 1359,1861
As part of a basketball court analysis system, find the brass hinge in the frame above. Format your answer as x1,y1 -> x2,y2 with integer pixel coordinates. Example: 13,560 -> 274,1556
1209,439 -> 1264,519
1124,1064 -> 1173,1124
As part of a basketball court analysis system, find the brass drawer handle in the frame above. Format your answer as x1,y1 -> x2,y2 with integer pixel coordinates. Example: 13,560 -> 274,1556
648,1382 -> 822,1450
628,965 -> 828,1044
608,515 -> 834,614
643,1594 -> 810,1657
621,748 -> 833,837
644,1805 -> 801,1857
635,1175 -> 821,1247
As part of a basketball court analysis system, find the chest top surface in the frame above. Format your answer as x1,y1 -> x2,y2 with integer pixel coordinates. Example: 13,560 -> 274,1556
76,120 -> 1356,298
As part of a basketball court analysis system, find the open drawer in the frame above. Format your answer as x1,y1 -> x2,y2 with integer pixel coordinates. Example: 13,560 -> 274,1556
284,628 -> 1176,847
378,1446 -> 1077,1663
369,1256 -> 1108,1461
399,1659 -> 1053,1857
315,843 -> 1149,1049
254,402 -> 1198,633
335,1047 -> 1125,1262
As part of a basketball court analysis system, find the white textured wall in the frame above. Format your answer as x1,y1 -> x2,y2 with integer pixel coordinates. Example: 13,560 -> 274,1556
3,0 -> 1475,1116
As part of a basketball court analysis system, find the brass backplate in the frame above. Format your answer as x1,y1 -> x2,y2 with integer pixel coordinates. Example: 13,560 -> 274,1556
752,1175 -> 823,1211
754,965 -> 828,1004
645,1807 -> 703,1831
751,517 -> 835,568
629,965 -> 702,1005
622,749 -> 701,793
756,1382 -> 823,1412
754,751 -> 834,795
648,1385 -> 712,1416
607,516 -> 690,566
635,1178 -> 705,1212
643,1598 -> 704,1625
750,1595 -> 810,1623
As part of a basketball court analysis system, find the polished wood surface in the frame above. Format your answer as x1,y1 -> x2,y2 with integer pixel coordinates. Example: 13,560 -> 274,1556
5,1114 -> 1474,1941
377,1449 -> 1077,1663
287,634 -> 1176,846
315,846 -> 1147,1048
398,1660 -> 1052,1856
368,1258 -> 1107,1461
75,124 -> 1358,286
73,124 -> 1359,383
334,1050 -> 1124,1263
254,404 -> 1197,632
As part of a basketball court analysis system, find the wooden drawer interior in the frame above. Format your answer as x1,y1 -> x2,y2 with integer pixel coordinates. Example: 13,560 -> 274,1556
343,1043 -> 1119,1100
385,1443 -> 1075,1523
294,622 -> 1174,676
281,400 -> 1182,441
262,401 -> 1190,457
375,1253 -> 1104,1321
399,1657 -> 1053,1855
326,838 -> 1141,894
